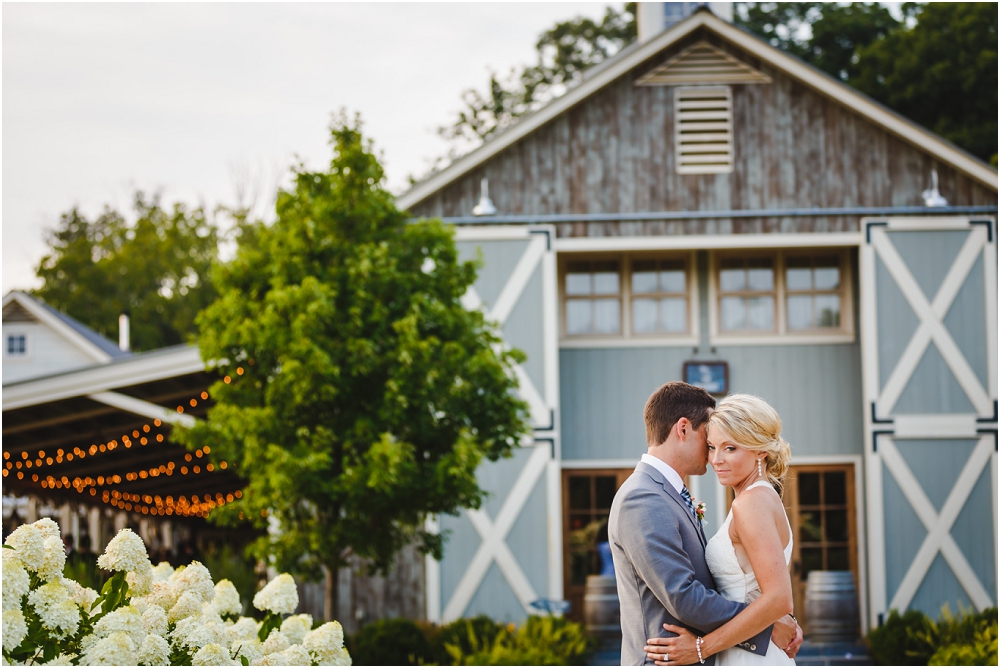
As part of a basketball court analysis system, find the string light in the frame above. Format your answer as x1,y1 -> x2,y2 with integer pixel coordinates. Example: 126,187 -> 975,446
4,382 -> 254,519
5,389 -> 210,473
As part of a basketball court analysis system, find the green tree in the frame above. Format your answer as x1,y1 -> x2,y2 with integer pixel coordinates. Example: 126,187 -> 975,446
851,2 -> 998,164
177,113 -> 529,620
735,2 -> 997,163
437,3 -> 637,148
34,194 -> 219,351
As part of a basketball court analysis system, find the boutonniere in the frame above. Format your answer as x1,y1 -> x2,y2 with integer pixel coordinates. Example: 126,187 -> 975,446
695,501 -> 707,525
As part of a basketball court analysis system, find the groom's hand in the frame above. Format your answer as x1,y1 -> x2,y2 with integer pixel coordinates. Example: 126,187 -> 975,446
773,615 -> 803,658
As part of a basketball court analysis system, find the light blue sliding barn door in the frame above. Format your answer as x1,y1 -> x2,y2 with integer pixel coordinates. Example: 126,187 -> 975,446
861,216 -> 997,627
425,225 -> 562,624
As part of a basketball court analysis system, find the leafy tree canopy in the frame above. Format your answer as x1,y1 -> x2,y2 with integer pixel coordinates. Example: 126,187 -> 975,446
177,113 -> 529,614
736,2 -> 997,163
434,2 -> 996,170
34,194 -> 219,351
435,3 -> 637,149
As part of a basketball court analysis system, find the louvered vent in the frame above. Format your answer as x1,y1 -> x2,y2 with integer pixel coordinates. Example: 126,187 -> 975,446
636,41 -> 772,86
675,86 -> 733,174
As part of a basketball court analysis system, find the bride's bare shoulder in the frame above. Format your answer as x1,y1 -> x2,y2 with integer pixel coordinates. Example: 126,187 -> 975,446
730,485 -> 786,523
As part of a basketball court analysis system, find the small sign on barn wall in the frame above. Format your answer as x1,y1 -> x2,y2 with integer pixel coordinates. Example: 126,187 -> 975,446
683,360 -> 729,395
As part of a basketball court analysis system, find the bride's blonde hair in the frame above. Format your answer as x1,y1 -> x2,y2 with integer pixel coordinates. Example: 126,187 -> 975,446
708,394 -> 791,489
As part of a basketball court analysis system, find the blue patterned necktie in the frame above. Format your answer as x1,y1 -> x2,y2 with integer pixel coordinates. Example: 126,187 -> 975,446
679,485 -> 698,520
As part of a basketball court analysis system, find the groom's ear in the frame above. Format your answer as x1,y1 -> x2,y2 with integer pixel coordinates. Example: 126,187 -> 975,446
675,417 -> 691,438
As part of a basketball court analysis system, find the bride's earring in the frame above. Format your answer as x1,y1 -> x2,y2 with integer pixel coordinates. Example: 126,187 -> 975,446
757,459 -> 763,478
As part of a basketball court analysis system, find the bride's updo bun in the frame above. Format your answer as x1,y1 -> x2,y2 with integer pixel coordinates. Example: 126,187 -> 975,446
708,394 -> 791,488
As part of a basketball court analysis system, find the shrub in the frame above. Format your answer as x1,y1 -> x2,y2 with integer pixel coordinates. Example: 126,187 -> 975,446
349,617 -> 433,665
430,614 -> 503,664
867,609 -> 937,665
867,606 -> 999,666
444,615 -> 593,666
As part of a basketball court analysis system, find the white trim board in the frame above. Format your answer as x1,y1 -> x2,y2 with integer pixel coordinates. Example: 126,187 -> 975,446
554,233 -> 863,253
2,292 -> 112,364
2,346 -> 205,411
397,12 -> 995,212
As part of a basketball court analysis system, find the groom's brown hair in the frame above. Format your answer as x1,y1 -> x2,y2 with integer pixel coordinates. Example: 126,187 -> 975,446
644,382 -> 716,447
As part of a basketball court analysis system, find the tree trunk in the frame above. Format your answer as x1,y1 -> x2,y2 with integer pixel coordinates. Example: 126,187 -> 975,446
324,562 -> 339,622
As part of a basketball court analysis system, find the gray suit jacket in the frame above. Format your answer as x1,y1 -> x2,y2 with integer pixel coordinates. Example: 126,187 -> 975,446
608,462 -> 773,665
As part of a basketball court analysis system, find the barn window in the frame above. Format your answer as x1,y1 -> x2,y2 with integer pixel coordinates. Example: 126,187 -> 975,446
711,249 -> 854,343
718,257 -> 776,331
564,260 -> 621,335
561,254 -> 697,342
674,86 -> 733,174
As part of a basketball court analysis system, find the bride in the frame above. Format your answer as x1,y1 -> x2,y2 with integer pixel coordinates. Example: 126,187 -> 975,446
645,394 -> 796,666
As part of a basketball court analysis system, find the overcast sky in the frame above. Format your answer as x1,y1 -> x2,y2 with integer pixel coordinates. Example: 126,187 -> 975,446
3,2 -> 614,293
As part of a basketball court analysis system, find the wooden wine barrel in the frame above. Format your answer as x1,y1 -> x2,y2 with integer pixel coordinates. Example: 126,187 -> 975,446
583,575 -> 621,643
805,571 -> 860,643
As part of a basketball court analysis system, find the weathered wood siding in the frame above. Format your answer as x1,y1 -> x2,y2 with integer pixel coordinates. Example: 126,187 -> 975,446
407,31 -> 996,236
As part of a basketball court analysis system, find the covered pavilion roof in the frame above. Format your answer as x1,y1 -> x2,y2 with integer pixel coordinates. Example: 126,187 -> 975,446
2,345 -> 244,521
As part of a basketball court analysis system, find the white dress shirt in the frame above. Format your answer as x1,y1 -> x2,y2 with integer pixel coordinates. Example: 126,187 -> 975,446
640,453 -> 685,494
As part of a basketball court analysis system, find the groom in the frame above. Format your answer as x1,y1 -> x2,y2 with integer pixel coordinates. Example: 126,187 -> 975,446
607,382 -> 801,665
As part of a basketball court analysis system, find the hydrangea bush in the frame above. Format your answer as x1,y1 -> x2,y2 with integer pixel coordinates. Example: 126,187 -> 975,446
2,520 -> 351,666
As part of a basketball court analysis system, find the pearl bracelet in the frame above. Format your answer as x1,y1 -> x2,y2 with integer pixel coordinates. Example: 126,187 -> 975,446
696,636 -> 705,664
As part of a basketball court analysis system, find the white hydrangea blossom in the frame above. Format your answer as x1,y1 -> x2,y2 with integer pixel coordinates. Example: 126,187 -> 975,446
2,607 -> 27,653
225,617 -> 260,644
36,536 -> 67,583
191,643 -> 237,666
252,573 -> 298,615
61,577 -> 98,613
137,634 -> 170,666
97,529 -> 151,574
170,616 -> 202,648
182,619 -> 228,651
151,561 -> 175,582
304,622 -> 350,666
31,518 -> 61,541
79,631 -> 138,666
321,647 -> 353,667
261,644 -> 311,666
91,606 -> 146,649
211,580 -> 243,617
27,581 -> 80,639
168,591 -> 204,623
260,629 -> 290,656
230,637 -> 263,665
2,553 -> 29,611
41,652 -> 77,666
279,613 -> 312,645
4,524 -> 45,571
126,567 -> 153,597
141,603 -> 169,636
144,580 -> 179,612
171,561 -> 215,603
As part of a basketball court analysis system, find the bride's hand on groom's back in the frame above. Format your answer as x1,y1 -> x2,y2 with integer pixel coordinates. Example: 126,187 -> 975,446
773,615 -> 803,658
644,624 -> 697,666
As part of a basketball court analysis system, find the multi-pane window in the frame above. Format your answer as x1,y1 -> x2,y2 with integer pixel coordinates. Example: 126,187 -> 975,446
6,335 -> 26,356
718,257 -> 776,331
565,261 -> 621,335
562,255 -> 694,339
562,469 -> 631,622
631,260 -> 688,334
714,251 -> 851,339
786,256 -> 842,330
796,469 -> 851,575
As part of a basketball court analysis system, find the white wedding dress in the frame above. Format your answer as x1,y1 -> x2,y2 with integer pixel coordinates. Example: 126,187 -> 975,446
704,481 -> 796,666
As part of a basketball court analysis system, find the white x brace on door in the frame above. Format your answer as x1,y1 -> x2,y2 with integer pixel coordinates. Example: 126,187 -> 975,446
425,225 -> 562,623
861,216 -> 997,625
